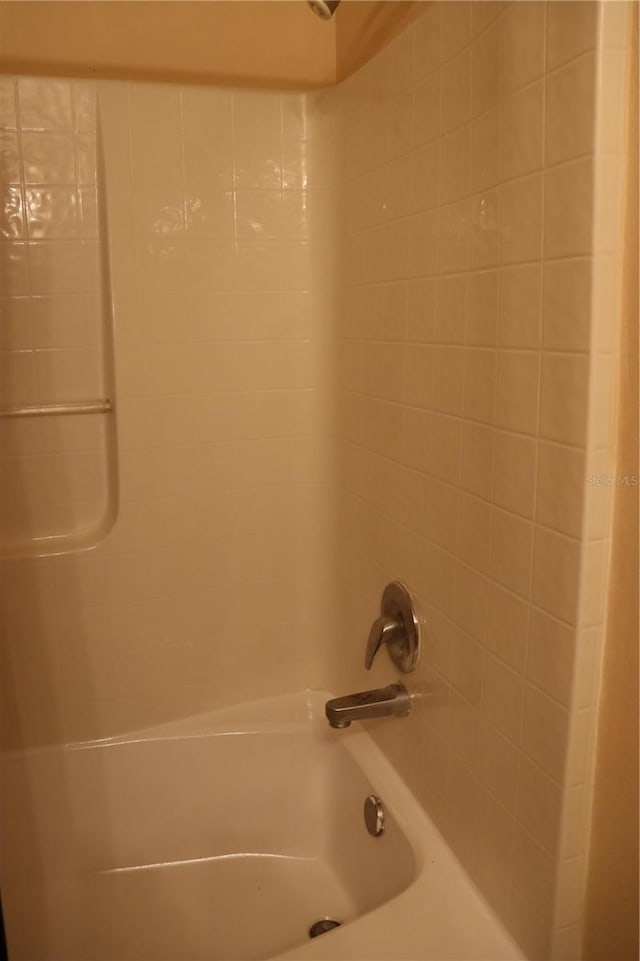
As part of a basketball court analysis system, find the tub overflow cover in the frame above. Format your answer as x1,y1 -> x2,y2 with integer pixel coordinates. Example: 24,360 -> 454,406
309,919 -> 342,938
364,794 -> 385,837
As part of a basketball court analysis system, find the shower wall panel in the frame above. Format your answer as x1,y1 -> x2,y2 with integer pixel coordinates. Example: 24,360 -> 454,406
329,2 -> 629,958
0,78 -> 335,747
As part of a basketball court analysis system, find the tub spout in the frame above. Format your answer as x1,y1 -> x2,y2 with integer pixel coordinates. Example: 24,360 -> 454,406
325,683 -> 410,729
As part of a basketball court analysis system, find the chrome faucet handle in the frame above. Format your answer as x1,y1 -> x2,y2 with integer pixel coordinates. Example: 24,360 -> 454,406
364,581 -> 421,674
365,615 -> 403,670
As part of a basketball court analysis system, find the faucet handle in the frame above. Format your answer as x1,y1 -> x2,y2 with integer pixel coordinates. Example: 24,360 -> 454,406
365,615 -> 403,670
364,581 -> 422,674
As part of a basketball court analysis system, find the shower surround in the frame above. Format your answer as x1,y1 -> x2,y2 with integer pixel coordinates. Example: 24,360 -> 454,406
1,77 -> 336,745
329,3 -> 629,958
0,2 -> 632,959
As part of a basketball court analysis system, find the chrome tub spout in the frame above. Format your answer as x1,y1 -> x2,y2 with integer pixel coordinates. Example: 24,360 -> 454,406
325,683 -> 410,729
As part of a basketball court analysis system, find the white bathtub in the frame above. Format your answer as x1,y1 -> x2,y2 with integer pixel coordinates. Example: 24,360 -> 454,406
0,691 -> 523,960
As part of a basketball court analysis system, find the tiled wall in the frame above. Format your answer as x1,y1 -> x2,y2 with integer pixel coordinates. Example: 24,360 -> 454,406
0,78 -> 335,747
0,76 -> 115,553
329,2 -> 627,958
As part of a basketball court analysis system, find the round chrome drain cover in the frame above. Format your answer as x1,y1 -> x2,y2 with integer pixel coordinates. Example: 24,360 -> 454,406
364,794 -> 385,837
308,918 -> 341,939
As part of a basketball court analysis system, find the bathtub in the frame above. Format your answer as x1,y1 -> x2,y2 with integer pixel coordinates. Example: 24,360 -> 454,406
0,691 -> 523,960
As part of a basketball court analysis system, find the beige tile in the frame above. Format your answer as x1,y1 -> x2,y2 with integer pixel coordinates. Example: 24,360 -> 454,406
539,352 -> 589,447
600,0 -> 631,49
29,241 -> 100,295
426,542 -> 458,618
0,346 -> 39,405
402,408 -> 431,472
130,84 -> 183,193
509,826 -> 555,957
516,755 -> 563,857
457,492 -> 492,574
501,173 -> 543,264
405,344 -> 434,408
552,922 -> 581,961
387,88 -> 414,160
432,346 -> 465,415
435,274 -> 468,345
392,465 -> 427,534
544,157 -> 594,259
440,124 -> 471,205
18,77 -> 73,130
425,477 -> 459,552
545,54 -> 596,166
597,48 -> 627,154
501,1 -> 546,94
413,71 -> 441,147
589,351 -> 616,449
36,346 -> 103,404
471,106 -> 500,193
493,430 -> 537,519
439,198 -> 472,274
542,258 -> 592,352
0,297 -> 33,349
584,447 -> 614,541
430,413 -> 462,484
578,538 -> 608,628
463,348 -> 497,425
478,719 -> 520,811
282,138 -> 330,189
471,20 -> 501,117
486,582 -> 528,673
527,607 -> 575,707
454,561 -> 489,644
411,141 -> 440,212
555,856 -> 589,929
1,184 -> 25,239
522,684 -> 570,782
471,1 -> 505,37
419,605 -> 453,682
51,550 -> 108,610
491,509 -> 534,599
536,441 -> 586,538
0,76 -> 17,129
59,649 -> 114,702
566,707 -> 592,787
451,626 -> 484,709
449,688 -> 481,767
408,209 -> 439,277
482,652 -> 524,745
467,270 -> 498,346
470,188 -> 499,269
495,350 -> 539,436
547,0 -> 598,70
440,50 -> 471,133
473,786 -> 515,919
532,525 -> 582,625
461,421 -> 494,500
441,1 -> 472,61
387,27 -> 414,94
1,241 -> 30,295
501,82 -> 544,182
498,263 -> 542,349
561,783 -> 591,860
182,87 -> 233,190
445,756 -> 479,866
413,2 -> 441,83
